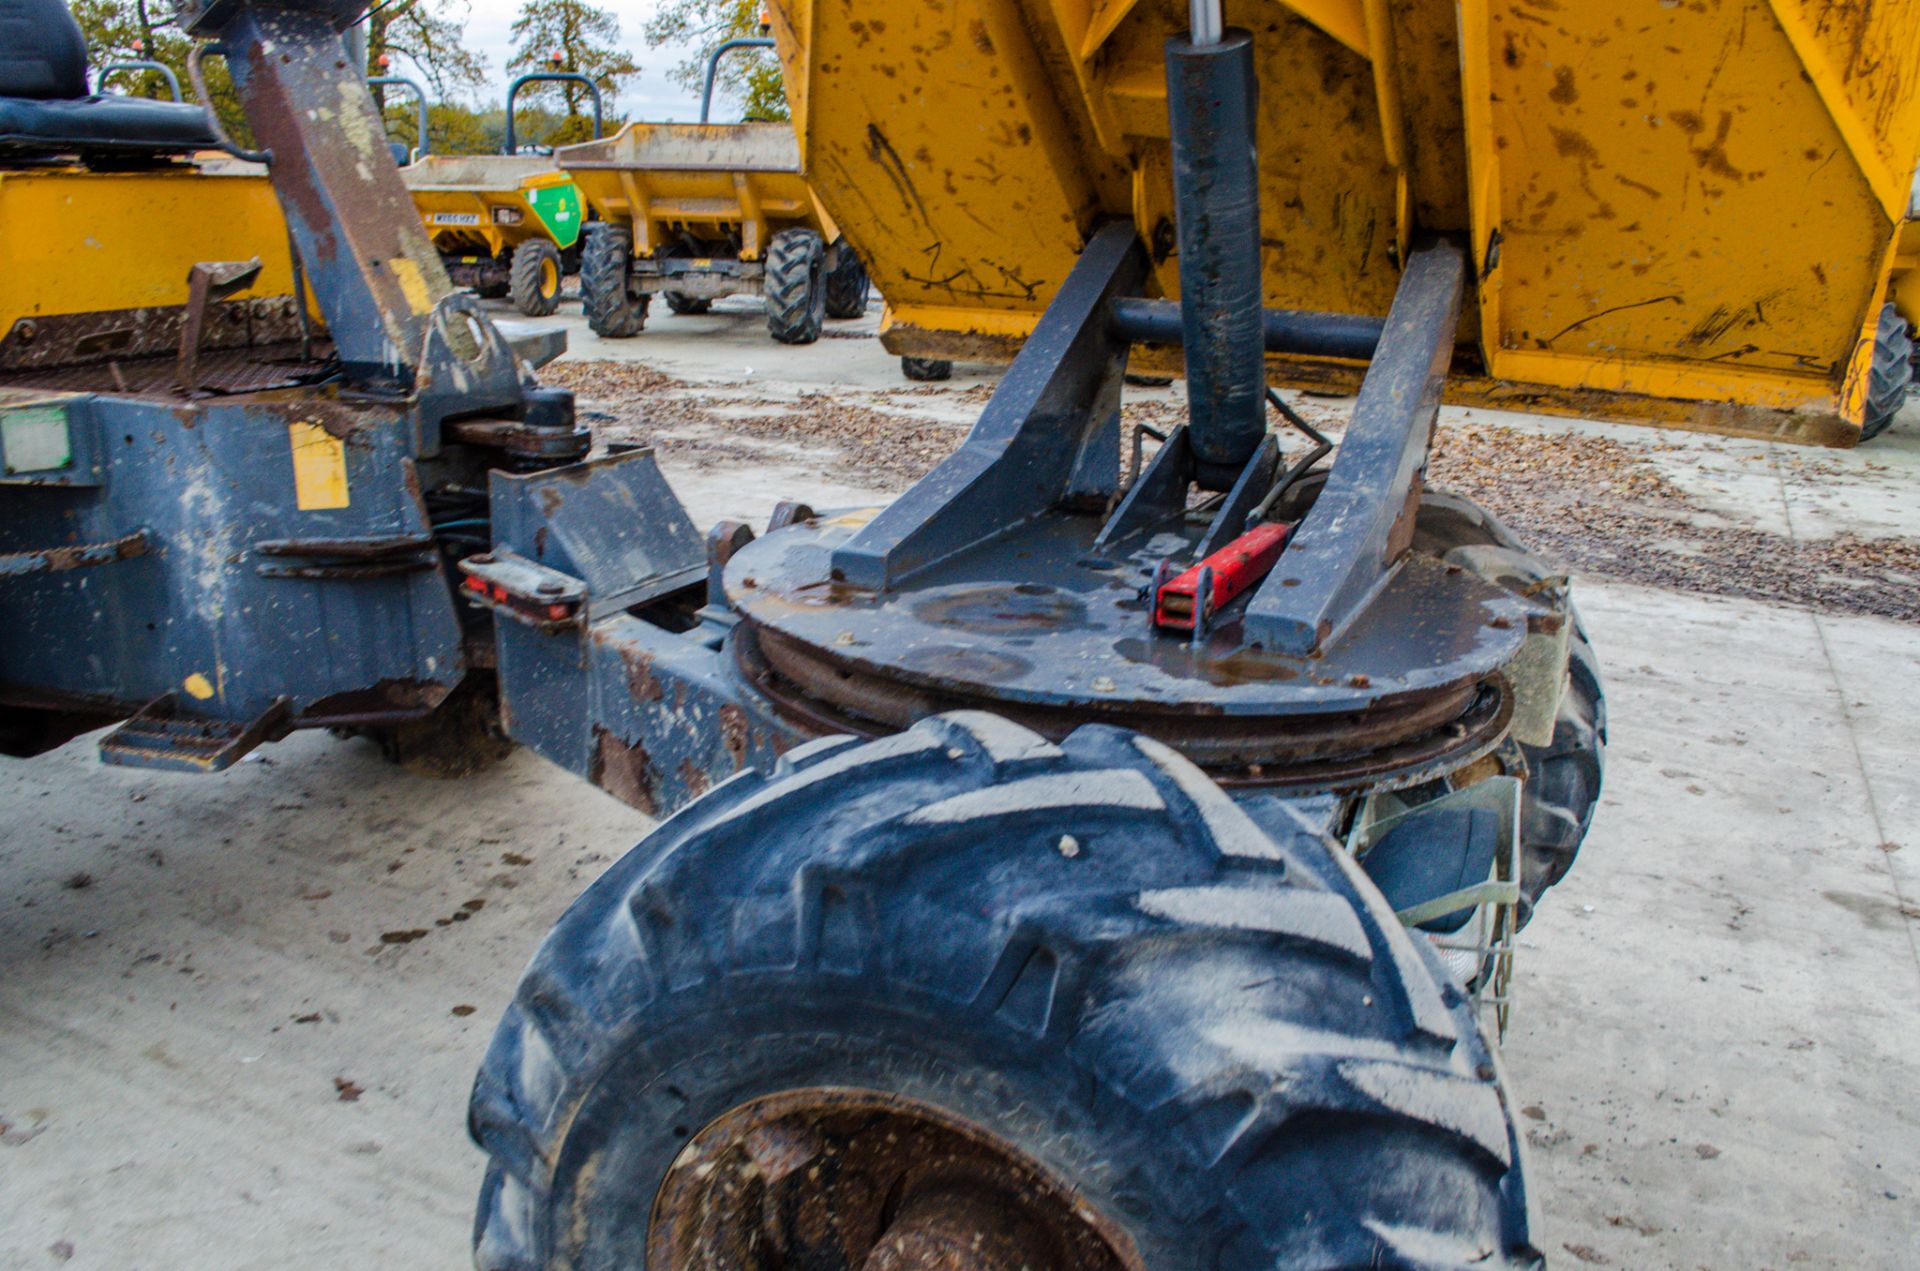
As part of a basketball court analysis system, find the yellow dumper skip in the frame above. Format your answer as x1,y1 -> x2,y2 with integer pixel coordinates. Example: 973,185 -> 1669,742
559,122 -> 832,261
766,0 -> 1920,443
399,155 -> 585,317
0,162 -> 313,366
556,121 -> 870,344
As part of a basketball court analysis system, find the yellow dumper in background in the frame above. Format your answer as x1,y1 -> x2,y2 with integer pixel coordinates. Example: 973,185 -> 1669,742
557,120 -> 868,343
399,156 -> 585,317
766,0 -> 1920,442
552,36 -> 869,343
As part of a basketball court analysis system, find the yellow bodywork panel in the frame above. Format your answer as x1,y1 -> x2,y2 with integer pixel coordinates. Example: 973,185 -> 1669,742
0,165 -> 300,328
1895,211 -> 1920,326
1464,0 -> 1899,426
556,122 -> 838,261
400,156 -> 584,259
769,0 -> 1920,443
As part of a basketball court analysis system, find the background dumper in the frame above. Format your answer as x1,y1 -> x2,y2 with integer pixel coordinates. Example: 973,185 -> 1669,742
767,0 -> 1920,442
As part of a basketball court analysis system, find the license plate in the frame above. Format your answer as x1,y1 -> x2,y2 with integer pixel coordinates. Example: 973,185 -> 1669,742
689,258 -> 713,269
431,212 -> 482,226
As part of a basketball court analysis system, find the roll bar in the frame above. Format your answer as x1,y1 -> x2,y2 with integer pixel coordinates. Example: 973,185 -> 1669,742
96,59 -> 184,102
367,74 -> 429,158
504,72 -> 604,155
698,37 -> 775,124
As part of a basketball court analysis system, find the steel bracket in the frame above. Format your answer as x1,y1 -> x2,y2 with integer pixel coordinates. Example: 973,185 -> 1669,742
829,222 -> 1146,590
1242,240 -> 1468,654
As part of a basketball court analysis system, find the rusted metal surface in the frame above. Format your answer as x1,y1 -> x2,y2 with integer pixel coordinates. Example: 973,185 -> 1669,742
590,724 -> 659,816
298,678 -> 450,727
740,622 -> 1514,794
0,531 -> 148,579
443,416 -> 591,465
0,384 -> 470,741
253,533 -> 438,581
0,342 -> 334,396
706,518 -> 755,606
863,1187 -> 1055,1271
648,1089 -> 1142,1271
96,692 -> 292,773
0,300 -> 310,373
191,4 -> 451,383
727,496 -> 1530,796
176,259 -> 265,393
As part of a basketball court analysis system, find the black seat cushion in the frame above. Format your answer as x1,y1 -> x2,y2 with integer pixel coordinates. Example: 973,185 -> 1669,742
0,1 -> 216,157
0,95 -> 218,153
0,0 -> 88,98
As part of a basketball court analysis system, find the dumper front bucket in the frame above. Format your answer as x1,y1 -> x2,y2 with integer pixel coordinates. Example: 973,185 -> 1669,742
555,122 -> 835,259
400,155 -> 585,255
768,0 -> 1920,443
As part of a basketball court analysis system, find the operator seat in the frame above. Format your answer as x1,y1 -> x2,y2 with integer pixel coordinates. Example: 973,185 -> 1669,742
0,0 -> 217,157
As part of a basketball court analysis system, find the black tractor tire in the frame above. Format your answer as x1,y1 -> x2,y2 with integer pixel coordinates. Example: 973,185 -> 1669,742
823,241 -> 870,318
471,713 -> 1539,1270
1413,491 -> 1606,927
663,291 -> 712,316
507,240 -> 564,317
763,227 -> 827,344
901,354 -> 953,381
579,223 -> 649,338
1860,301 -> 1913,442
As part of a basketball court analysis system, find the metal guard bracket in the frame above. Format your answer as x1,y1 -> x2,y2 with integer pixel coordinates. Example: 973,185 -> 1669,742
1241,240 -> 1469,655
460,549 -> 587,632
830,222 -> 1146,590
0,531 -> 150,580
253,533 -> 436,580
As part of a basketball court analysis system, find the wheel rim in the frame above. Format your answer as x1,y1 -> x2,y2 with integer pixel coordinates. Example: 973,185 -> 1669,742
541,256 -> 559,297
648,1089 -> 1144,1270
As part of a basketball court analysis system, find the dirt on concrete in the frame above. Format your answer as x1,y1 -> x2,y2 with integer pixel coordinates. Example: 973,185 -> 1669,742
1428,423 -> 1920,624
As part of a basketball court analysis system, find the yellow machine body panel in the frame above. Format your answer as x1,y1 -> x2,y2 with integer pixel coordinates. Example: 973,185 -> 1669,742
399,156 -> 585,259
768,0 -> 1920,443
555,121 -> 838,261
0,164 -> 300,328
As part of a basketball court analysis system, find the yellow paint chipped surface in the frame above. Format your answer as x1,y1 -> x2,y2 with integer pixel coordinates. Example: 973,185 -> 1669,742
389,256 -> 436,316
288,422 -> 350,511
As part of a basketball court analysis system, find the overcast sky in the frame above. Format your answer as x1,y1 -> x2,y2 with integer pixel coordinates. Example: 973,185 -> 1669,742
392,0 -> 715,122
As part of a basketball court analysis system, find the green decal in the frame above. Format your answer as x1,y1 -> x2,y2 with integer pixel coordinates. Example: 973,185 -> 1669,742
527,183 -> 585,250
1,406 -> 72,474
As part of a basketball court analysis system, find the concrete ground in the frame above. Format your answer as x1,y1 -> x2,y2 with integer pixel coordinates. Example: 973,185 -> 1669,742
2,296 -> 1917,1268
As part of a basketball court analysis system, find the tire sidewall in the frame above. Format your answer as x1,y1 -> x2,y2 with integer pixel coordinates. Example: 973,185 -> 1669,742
765,228 -> 826,344
824,242 -> 870,319
582,225 -> 647,337
540,990 -> 1221,1269
510,241 -> 563,317
901,356 -> 952,381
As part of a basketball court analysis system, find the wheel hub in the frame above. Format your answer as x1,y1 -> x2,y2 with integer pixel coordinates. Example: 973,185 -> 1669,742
648,1090 -> 1142,1271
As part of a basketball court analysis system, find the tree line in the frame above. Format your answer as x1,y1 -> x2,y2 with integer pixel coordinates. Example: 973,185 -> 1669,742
72,0 -> 787,155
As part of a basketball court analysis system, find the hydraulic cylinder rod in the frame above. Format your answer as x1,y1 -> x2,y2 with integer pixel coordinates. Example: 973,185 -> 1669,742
1164,26 -> 1268,475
